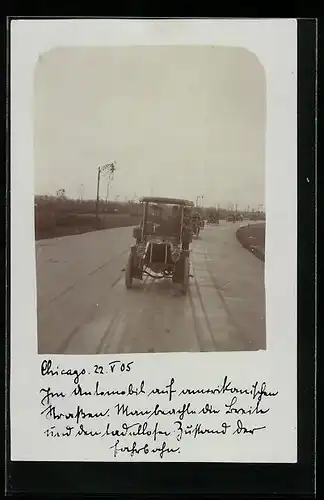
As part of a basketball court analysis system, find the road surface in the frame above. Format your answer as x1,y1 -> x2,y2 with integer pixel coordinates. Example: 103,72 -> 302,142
36,222 -> 266,354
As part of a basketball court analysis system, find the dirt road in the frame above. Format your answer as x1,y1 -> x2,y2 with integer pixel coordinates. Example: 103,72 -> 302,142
36,222 -> 266,354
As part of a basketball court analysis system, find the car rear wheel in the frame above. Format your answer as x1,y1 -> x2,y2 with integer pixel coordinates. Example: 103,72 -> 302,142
173,255 -> 190,294
181,256 -> 190,294
125,252 -> 134,289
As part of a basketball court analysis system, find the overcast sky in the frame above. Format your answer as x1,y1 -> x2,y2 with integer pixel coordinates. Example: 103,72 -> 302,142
34,46 -> 266,209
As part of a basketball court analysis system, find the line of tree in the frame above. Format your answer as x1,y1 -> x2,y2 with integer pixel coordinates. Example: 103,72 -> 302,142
35,195 -> 265,221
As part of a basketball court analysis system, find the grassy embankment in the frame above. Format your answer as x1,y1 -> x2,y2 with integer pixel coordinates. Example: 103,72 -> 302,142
236,223 -> 265,261
35,197 -> 140,240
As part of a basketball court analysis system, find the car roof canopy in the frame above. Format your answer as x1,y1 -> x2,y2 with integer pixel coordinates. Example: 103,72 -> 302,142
139,196 -> 194,206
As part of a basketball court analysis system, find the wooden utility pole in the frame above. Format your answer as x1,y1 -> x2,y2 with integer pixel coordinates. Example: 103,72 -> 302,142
95,161 -> 117,227
196,195 -> 204,207
78,183 -> 84,201
95,166 -> 101,227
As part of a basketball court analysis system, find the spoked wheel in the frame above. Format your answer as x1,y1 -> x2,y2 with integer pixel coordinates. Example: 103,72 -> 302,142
125,252 -> 134,289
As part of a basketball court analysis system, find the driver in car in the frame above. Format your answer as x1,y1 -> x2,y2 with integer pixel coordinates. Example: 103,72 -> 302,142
157,205 -> 181,235
171,205 -> 191,250
169,205 -> 182,233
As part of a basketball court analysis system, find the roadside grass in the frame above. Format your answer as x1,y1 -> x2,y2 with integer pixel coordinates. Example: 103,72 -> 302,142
35,199 -> 140,240
236,223 -> 265,261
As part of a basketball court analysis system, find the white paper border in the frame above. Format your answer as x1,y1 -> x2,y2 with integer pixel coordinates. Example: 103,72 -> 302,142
10,18 -> 297,462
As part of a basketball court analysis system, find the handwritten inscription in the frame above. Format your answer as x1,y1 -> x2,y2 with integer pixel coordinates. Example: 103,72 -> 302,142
39,359 -> 278,459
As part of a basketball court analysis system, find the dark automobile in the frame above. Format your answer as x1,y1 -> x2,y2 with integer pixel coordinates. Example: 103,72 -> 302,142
124,196 -> 194,294
192,212 -> 202,237
208,213 -> 219,225
229,213 -> 243,222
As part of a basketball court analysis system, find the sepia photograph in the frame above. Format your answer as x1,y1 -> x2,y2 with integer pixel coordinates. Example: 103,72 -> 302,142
35,45 -> 266,355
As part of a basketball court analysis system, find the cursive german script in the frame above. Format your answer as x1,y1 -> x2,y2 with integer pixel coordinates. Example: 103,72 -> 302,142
39,359 -> 279,459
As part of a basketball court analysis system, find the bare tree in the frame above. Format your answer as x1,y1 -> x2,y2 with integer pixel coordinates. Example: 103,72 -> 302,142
56,188 -> 66,199
105,161 -> 117,202
95,161 -> 117,225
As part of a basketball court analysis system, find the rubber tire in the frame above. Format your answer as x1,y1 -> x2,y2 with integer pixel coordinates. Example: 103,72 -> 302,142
125,252 -> 134,289
180,256 -> 190,295
173,256 -> 189,293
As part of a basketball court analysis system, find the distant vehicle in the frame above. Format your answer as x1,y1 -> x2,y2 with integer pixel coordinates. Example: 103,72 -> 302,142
192,212 -> 202,237
208,213 -> 219,225
124,196 -> 194,294
228,213 -> 243,223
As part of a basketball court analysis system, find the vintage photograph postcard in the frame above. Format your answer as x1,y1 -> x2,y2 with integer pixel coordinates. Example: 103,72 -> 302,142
10,18 -> 297,463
